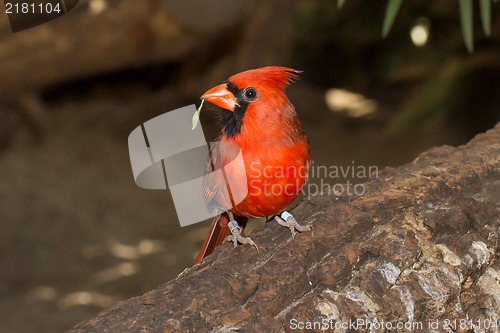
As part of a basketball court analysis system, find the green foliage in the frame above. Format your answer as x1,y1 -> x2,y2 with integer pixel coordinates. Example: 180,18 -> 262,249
339,0 -> 496,53
382,0 -> 403,38
479,0 -> 492,36
459,0 -> 474,53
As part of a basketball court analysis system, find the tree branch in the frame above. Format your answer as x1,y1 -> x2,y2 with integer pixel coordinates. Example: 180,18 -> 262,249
70,123 -> 500,332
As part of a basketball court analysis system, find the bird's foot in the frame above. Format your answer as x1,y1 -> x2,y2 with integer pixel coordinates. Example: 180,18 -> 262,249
224,220 -> 259,252
274,211 -> 311,238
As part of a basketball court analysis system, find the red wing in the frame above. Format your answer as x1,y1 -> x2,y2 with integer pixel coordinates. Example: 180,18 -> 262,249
203,142 -> 223,213
203,140 -> 239,214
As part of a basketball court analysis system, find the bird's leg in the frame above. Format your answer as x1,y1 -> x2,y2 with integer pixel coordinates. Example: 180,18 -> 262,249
274,211 -> 311,238
224,212 -> 259,251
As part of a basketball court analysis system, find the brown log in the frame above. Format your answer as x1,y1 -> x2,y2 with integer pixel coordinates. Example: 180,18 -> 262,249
0,0 -> 243,96
69,123 -> 500,332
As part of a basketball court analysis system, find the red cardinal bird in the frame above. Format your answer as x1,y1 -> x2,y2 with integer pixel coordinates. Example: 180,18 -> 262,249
194,66 -> 311,264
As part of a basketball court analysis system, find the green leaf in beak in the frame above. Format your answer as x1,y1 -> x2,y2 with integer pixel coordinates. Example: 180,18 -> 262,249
192,99 -> 204,130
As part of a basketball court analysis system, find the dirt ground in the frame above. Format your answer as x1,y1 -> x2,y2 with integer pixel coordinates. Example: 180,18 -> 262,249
0,83 -> 467,332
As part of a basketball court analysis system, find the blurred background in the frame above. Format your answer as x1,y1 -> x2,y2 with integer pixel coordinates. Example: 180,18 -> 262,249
0,0 -> 499,331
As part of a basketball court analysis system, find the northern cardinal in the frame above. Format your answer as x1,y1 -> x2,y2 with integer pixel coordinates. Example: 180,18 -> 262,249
194,66 -> 311,264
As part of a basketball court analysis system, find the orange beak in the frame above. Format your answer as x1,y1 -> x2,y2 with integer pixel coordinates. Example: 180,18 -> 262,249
201,84 -> 238,112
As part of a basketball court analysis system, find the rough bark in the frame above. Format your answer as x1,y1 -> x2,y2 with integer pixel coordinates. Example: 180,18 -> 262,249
70,123 -> 500,332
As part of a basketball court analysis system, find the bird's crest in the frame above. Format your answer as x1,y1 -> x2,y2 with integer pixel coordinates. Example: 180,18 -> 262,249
228,66 -> 301,91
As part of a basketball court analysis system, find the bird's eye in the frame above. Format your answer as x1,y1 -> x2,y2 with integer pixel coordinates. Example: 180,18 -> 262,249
243,88 -> 257,101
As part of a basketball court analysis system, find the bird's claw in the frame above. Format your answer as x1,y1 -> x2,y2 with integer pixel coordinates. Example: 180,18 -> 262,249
224,225 -> 259,252
275,211 -> 311,238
